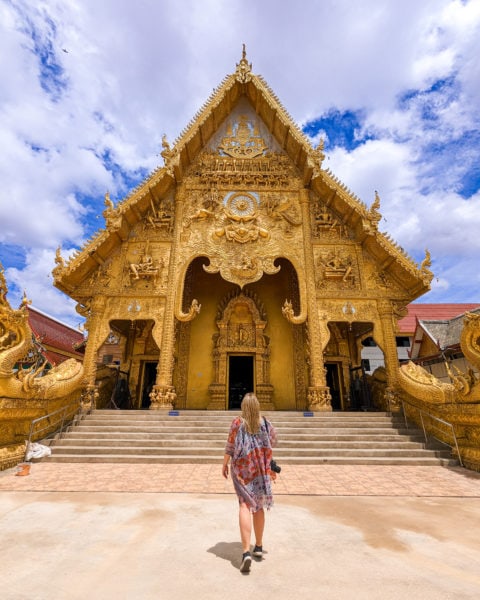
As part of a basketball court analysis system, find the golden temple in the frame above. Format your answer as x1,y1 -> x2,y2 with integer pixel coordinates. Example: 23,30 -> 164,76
52,47 -> 433,413
2,48 -> 480,471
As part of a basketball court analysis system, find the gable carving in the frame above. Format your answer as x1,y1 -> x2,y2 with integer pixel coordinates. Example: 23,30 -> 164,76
186,151 -> 297,189
314,247 -> 359,291
52,51 -> 430,306
363,252 -> 404,294
123,242 -> 170,291
311,200 -> 351,240
219,115 -> 268,159
143,193 -> 175,238
180,188 -> 304,288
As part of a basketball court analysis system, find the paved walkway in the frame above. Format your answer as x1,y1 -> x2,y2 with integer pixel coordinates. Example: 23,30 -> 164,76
1,462 -> 479,496
1,463 -> 480,600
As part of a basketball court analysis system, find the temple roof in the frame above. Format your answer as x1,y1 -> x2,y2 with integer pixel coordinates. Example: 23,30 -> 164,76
27,305 -> 85,365
398,303 -> 480,334
54,48 -> 433,300
408,306 -> 480,360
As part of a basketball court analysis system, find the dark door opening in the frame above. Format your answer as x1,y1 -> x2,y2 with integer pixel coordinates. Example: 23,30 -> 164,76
326,363 -> 342,410
141,361 -> 158,409
349,363 -> 372,411
228,355 -> 254,410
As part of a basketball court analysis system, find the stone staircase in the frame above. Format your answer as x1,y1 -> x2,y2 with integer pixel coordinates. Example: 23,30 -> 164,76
44,410 -> 458,466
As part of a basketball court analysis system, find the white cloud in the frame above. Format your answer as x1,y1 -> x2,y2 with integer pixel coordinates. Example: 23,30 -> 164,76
5,247 -> 82,326
0,0 -> 479,327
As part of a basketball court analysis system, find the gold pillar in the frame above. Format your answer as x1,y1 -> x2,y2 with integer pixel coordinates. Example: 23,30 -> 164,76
299,188 -> 332,411
81,295 -> 109,409
150,186 -> 185,410
377,299 -> 401,410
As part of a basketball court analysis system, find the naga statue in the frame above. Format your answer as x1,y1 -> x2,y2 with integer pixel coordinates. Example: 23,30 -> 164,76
397,312 -> 480,404
0,268 -> 84,401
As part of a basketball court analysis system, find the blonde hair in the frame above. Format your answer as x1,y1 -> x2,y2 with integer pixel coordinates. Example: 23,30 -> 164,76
241,392 -> 261,434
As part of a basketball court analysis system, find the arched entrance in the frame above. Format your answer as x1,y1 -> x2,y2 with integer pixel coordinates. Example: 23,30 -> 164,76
208,291 -> 274,410
173,257 -> 303,410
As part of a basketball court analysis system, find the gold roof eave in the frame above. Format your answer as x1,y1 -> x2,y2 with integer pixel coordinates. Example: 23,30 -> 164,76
54,49 -> 432,299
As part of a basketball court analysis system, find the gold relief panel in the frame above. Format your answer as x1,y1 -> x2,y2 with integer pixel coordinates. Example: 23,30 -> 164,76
314,247 -> 359,291
218,114 -> 268,159
143,193 -> 175,238
214,192 -> 269,244
178,189 -> 305,289
79,262 -> 114,295
363,254 -> 402,293
319,300 -> 378,323
311,201 -> 351,240
184,188 -> 220,228
263,193 -> 302,237
123,241 -> 168,291
183,98 -> 300,190
101,296 -> 165,326
185,151 -> 298,189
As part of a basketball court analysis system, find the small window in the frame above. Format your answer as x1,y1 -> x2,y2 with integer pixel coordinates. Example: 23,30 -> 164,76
361,359 -> 371,371
361,337 -> 377,347
102,354 -> 113,364
396,337 -> 411,347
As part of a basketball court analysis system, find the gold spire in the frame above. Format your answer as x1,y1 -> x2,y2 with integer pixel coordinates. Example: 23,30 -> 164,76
235,43 -> 252,83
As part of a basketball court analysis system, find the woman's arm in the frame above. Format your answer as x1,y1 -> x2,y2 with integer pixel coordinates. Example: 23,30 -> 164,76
222,454 -> 230,479
223,417 -> 240,478
266,420 -> 278,448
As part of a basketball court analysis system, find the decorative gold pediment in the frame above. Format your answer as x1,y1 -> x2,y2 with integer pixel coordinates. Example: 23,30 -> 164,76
218,115 -> 268,159
203,254 -> 280,288
213,192 -> 270,244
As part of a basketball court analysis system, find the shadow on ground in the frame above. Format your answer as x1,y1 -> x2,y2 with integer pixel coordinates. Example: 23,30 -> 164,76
207,541 -> 243,569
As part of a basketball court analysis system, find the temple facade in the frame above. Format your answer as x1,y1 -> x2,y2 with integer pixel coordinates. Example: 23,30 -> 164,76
53,50 -> 433,412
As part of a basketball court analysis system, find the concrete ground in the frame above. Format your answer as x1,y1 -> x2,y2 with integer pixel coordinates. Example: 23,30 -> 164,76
0,463 -> 479,600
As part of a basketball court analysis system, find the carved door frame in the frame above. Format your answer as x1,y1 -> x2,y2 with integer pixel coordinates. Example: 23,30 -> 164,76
208,293 -> 274,410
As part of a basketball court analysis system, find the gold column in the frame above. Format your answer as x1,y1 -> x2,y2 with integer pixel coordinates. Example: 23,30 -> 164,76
150,186 -> 185,410
377,299 -> 401,410
81,295 -> 109,409
299,188 -> 332,411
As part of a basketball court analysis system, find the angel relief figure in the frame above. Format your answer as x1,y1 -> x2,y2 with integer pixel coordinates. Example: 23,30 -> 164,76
317,251 -> 355,285
145,198 -> 173,234
129,246 -> 160,283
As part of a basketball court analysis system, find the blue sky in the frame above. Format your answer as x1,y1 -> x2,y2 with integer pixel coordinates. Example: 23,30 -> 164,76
1,0 -> 479,327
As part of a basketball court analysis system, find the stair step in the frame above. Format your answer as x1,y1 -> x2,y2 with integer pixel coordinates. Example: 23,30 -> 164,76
45,454 -> 458,466
44,410 -> 455,467
47,445 -> 447,458
54,439 -> 428,450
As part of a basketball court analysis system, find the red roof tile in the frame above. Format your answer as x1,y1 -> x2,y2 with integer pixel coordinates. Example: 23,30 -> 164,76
398,303 -> 480,334
27,306 -> 85,364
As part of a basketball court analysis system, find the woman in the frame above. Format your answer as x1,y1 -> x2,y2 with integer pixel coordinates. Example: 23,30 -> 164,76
223,392 -> 278,573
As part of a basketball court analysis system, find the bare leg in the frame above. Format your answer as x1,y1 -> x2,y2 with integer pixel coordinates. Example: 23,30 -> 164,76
252,508 -> 265,547
239,502 -> 252,553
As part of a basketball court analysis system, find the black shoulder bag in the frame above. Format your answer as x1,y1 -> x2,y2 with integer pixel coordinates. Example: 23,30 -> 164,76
263,418 -> 281,473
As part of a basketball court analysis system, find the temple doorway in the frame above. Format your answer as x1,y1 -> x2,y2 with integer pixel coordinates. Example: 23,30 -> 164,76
141,361 -> 158,409
228,355 -> 254,410
325,363 -> 342,410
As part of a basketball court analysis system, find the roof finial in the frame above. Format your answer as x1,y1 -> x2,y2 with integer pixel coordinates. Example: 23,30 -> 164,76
236,43 -> 252,83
